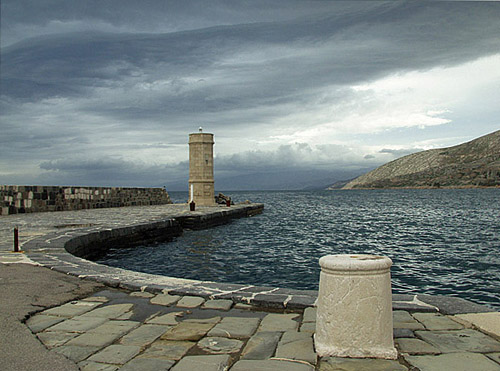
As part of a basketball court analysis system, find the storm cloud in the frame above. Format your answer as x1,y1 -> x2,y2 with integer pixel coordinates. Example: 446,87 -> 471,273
1,1 -> 499,189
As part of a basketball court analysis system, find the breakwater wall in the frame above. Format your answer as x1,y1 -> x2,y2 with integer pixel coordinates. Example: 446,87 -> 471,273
0,185 -> 172,215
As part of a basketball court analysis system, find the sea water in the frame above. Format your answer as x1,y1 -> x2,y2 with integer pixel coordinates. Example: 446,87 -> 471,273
97,189 -> 500,309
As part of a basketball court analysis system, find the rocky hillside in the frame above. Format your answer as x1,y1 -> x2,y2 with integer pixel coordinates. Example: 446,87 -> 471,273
343,130 -> 500,189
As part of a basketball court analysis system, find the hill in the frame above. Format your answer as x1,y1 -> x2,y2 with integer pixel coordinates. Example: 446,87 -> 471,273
342,130 -> 500,189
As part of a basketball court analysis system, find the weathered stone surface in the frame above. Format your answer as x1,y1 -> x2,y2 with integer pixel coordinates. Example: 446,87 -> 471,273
300,322 -> 316,333
258,313 -> 300,332
146,311 -> 184,326
87,344 -> 141,365
393,328 -> 415,338
412,312 -> 463,330
161,321 -> 215,341
241,331 -> 281,360
87,320 -> 139,336
486,352 -> 500,364
404,352 -> 500,371
26,314 -> 65,333
197,336 -> 244,354
150,294 -> 180,306
171,355 -> 231,371
393,311 -> 425,330
66,332 -> 122,347
119,324 -> 170,346
396,338 -> 441,354
319,357 -> 407,370
184,316 -> 221,324
275,331 -> 316,365
139,340 -> 195,360
37,331 -> 78,348
315,255 -> 396,359
234,303 -> 254,310
80,304 -> 134,319
120,357 -> 175,371
416,329 -> 500,353
208,317 -> 260,338
46,316 -> 108,333
303,307 -> 316,323
51,345 -> 101,363
455,312 -> 500,339
176,296 -> 205,308
43,300 -> 101,317
230,359 -> 314,370
202,299 -> 233,311
78,361 -> 119,371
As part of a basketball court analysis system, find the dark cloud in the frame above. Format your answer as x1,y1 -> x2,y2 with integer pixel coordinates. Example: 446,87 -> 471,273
1,1 -> 499,188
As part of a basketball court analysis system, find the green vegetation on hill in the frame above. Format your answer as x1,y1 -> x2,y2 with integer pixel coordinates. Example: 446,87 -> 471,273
342,130 -> 500,189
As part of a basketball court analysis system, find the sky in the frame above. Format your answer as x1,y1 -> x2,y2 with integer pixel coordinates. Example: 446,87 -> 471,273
1,0 -> 499,190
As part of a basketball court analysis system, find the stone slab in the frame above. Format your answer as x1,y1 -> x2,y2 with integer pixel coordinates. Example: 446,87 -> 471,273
46,316 -> 108,333
197,336 -> 244,354
258,313 -> 300,332
486,352 -> 500,364
37,331 -> 78,348
82,296 -> 109,303
319,357 -> 407,371
42,300 -> 101,317
230,359 -> 314,370
51,345 -> 101,363
202,299 -> 233,311
150,294 -> 180,306
176,296 -> 205,308
139,340 -> 195,360
455,312 -> 500,339
120,357 -> 175,371
404,352 -> 500,371
66,332 -> 122,347
275,331 -> 316,365
300,322 -> 315,333
303,307 -> 316,323
170,355 -> 231,371
87,344 -> 141,365
416,329 -> 500,353
119,324 -> 170,346
241,331 -> 281,360
161,321 -> 215,341
393,311 -> 425,330
87,320 -> 139,336
146,311 -> 184,325
417,294 -> 494,315
396,338 -> 441,355
393,328 -> 415,338
80,303 -> 134,319
184,316 -> 221,324
208,316 -> 260,338
412,312 -> 463,330
78,361 -> 119,371
26,314 -> 65,333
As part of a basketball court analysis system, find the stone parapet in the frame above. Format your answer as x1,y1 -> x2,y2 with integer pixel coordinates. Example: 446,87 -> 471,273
0,185 -> 172,215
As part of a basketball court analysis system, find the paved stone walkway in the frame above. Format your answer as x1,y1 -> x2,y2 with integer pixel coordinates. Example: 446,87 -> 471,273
1,204 -> 499,370
24,288 -> 500,370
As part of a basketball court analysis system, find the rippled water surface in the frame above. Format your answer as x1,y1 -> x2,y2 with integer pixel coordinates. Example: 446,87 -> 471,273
98,189 -> 500,309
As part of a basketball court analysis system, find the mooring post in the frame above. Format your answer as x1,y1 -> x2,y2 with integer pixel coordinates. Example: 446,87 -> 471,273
13,227 -> 19,252
315,254 -> 397,359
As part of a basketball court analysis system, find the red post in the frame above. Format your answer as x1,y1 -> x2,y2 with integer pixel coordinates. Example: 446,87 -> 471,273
226,199 -> 231,207
14,227 -> 19,252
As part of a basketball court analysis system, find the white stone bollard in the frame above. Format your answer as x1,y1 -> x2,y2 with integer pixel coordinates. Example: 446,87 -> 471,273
315,254 -> 397,359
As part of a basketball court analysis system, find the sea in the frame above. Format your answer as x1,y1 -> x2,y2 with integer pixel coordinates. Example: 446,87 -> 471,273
97,189 -> 500,310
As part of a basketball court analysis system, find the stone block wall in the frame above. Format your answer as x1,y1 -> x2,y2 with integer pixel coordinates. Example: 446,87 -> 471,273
0,185 -> 172,215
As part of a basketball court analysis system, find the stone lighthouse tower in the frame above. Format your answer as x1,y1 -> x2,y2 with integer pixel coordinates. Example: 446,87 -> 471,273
188,128 -> 215,206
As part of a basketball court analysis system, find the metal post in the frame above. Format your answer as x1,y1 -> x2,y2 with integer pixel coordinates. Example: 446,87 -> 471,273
14,227 -> 19,252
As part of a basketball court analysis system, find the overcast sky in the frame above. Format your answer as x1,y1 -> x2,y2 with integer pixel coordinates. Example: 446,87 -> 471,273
1,1 -> 499,190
